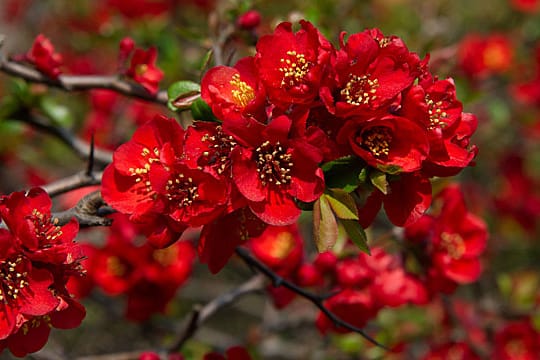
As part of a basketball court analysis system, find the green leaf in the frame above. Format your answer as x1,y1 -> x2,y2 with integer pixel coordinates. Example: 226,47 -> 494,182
0,95 -> 21,120
313,195 -> 339,252
341,219 -> 370,255
321,156 -> 366,192
369,169 -> 388,195
167,80 -> 201,111
191,98 -> 219,122
39,97 -> 74,127
377,164 -> 402,175
325,190 -> 358,220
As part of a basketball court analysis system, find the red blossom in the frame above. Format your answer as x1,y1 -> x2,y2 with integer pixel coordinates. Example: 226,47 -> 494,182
336,115 -> 429,173
255,20 -> 333,107
422,341 -> 481,360
122,40 -> 164,95
0,188 -> 85,357
493,319 -> 540,360
321,28 -> 423,117
24,34 -> 63,79
457,34 -> 514,80
230,115 -> 325,225
236,10 -> 261,30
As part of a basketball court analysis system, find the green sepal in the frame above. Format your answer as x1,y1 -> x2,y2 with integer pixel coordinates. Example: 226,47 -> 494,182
191,98 -> 219,122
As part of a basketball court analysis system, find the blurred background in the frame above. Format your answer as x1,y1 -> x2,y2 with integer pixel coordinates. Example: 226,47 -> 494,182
0,0 -> 540,359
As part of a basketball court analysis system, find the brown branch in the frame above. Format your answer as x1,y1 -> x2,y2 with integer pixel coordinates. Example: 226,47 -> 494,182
0,54 -> 168,105
168,274 -> 266,353
13,110 -> 113,166
42,170 -> 103,198
53,190 -> 114,227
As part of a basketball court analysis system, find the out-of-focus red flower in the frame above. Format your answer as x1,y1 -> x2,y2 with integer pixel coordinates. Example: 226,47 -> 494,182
248,224 -> 303,276
87,214 -> 196,322
106,0 -> 175,18
422,341 -> 481,360
510,0 -> 540,12
0,188 -> 85,357
119,38 -> 164,94
25,34 -> 64,79
457,34 -> 514,80
494,154 -> 540,233
512,46 -> 540,107
316,288 -> 375,333
237,10 -> 261,30
493,319 -> 540,360
203,346 -> 253,360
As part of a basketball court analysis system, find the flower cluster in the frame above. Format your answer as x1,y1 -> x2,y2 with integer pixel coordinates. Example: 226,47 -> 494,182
69,213 -> 196,321
103,21 -> 477,277
0,188 -> 85,357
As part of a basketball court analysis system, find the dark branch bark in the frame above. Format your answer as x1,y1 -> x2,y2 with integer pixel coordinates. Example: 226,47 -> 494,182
235,247 -> 388,350
168,274 -> 266,353
53,190 -> 114,227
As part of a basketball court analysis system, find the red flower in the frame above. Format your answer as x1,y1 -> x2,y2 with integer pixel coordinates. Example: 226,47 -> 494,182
358,172 -> 432,228
198,207 -> 267,274
0,188 -> 85,357
248,224 -> 304,276
201,57 -> 266,130
255,20 -> 333,107
321,28 -> 422,117
102,115 -> 187,248
336,115 -> 429,173
236,10 -> 261,30
457,34 -> 514,80
122,41 -> 164,94
511,0 -> 540,12
24,34 -> 63,79
106,0 -> 175,18
422,341 -> 481,360
316,288 -> 375,334
230,115 -> 325,225
431,185 -> 488,284
401,78 -> 478,177
493,319 -> 540,360
88,214 -> 196,322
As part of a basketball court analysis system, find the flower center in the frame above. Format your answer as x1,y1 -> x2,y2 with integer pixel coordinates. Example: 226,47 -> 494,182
440,232 -> 466,260
106,256 -> 127,277
0,255 -> 29,302
425,95 -> 448,129
152,246 -> 179,267
165,174 -> 199,207
359,126 -> 392,157
255,141 -> 293,186
341,74 -> 379,106
279,50 -> 310,87
135,64 -> 148,76
129,147 -> 161,195
21,315 -> 52,336
505,339 -> 526,358
229,73 -> 255,108
269,232 -> 295,259
201,126 -> 237,174
31,209 -> 63,244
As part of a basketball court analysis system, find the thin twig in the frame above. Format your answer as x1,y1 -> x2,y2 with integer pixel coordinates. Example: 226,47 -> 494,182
235,247 -> 388,350
0,55 -> 168,105
42,170 -> 103,197
168,274 -> 266,353
13,110 -> 113,165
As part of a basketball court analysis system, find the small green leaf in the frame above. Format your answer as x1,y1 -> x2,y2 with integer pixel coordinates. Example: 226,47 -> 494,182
321,156 -> 366,192
191,98 -> 219,122
325,190 -> 359,220
167,80 -> 201,111
341,219 -> 370,254
39,97 -> 74,127
358,167 -> 368,183
369,169 -> 388,195
377,164 -> 402,175
313,196 -> 339,252
0,95 -> 21,120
